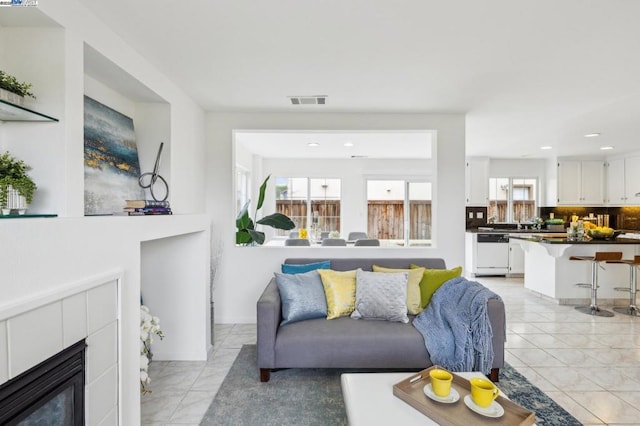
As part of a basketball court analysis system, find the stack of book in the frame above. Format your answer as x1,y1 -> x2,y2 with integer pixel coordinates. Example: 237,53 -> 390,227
123,199 -> 172,215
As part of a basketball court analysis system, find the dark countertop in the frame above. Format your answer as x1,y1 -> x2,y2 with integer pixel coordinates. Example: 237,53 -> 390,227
510,235 -> 640,244
466,228 -> 566,234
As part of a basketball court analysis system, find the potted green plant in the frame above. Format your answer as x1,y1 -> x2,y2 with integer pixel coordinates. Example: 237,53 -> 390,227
0,151 -> 37,215
0,70 -> 35,105
236,175 -> 295,245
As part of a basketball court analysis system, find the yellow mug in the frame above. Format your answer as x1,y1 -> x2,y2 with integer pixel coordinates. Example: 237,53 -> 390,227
429,368 -> 453,397
470,377 -> 499,407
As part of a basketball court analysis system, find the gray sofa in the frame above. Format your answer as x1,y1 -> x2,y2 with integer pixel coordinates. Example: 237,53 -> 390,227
257,258 -> 506,382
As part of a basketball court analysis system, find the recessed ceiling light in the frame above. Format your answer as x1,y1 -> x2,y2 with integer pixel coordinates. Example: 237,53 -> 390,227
584,133 -> 601,138
600,146 -> 614,150
307,142 -> 320,147
343,142 -> 354,147
540,146 -> 553,150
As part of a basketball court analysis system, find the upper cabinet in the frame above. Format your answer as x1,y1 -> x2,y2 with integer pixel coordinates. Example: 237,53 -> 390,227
557,159 -> 605,205
465,158 -> 489,206
605,156 -> 640,205
626,157 -> 640,203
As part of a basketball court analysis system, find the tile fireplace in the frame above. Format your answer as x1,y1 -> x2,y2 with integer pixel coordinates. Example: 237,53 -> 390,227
0,273 -> 120,425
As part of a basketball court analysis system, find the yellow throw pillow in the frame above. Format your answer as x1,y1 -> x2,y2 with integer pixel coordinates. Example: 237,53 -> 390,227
410,265 -> 463,308
317,269 -> 357,319
372,265 -> 424,315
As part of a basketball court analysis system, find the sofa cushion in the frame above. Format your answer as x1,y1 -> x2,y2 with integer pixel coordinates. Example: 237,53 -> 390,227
281,260 -> 331,274
317,269 -> 357,319
411,265 -> 463,308
372,265 -> 424,315
352,269 -> 409,323
274,316 -> 431,368
274,270 -> 328,325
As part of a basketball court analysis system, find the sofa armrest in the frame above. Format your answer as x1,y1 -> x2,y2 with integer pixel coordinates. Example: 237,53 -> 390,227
257,278 -> 282,368
487,298 -> 506,369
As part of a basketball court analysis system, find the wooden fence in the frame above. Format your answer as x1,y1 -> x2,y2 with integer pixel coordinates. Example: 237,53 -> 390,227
276,200 -> 341,231
367,200 -> 431,239
276,199 -> 431,239
489,201 -> 536,222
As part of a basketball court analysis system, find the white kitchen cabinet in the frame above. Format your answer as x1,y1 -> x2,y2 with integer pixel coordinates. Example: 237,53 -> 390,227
605,156 -> 640,205
624,157 -> 640,204
557,159 -> 604,205
605,158 -> 626,204
465,158 -> 489,206
508,237 -> 525,276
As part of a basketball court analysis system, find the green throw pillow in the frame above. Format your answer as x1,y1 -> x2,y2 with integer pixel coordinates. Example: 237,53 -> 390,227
410,265 -> 463,308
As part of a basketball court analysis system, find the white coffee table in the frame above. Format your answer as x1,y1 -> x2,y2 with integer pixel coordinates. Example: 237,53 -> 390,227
340,371 -> 487,426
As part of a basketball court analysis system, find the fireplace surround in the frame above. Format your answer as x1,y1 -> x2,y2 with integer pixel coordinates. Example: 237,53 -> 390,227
0,340 -> 85,425
0,275 -> 120,424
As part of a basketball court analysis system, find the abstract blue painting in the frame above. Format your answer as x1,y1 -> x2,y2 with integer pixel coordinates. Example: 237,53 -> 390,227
84,96 -> 144,215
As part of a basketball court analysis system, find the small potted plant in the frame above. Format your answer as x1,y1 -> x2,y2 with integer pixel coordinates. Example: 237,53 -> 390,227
0,151 -> 37,215
0,70 -> 35,105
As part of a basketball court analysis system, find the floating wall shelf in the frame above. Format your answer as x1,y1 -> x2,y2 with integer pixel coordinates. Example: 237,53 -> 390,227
0,214 -> 58,219
0,99 -> 58,122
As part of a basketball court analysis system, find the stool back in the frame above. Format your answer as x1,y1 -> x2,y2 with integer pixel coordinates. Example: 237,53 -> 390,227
594,251 -> 623,261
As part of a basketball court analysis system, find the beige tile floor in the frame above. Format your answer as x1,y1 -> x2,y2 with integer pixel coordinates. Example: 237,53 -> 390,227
142,276 -> 640,425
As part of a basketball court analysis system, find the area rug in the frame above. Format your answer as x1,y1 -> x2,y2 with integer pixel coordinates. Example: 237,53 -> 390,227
200,345 -> 580,425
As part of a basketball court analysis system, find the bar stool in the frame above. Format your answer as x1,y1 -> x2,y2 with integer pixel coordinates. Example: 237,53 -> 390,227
569,251 -> 622,317
607,255 -> 640,316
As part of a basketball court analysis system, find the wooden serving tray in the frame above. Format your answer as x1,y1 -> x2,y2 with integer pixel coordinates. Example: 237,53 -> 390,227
393,366 -> 535,426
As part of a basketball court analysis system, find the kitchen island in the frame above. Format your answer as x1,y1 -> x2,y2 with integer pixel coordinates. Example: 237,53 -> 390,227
509,235 -> 640,305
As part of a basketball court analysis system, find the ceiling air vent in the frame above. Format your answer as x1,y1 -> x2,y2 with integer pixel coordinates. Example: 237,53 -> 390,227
288,95 -> 327,105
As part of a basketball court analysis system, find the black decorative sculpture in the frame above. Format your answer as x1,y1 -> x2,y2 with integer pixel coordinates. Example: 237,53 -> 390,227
138,142 -> 169,201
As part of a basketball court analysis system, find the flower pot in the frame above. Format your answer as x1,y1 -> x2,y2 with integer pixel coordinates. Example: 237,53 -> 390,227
0,88 -> 25,106
3,186 -> 28,212
1,208 -> 10,216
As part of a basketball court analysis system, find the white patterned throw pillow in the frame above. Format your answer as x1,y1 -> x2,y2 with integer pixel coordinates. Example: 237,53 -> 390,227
351,269 -> 409,323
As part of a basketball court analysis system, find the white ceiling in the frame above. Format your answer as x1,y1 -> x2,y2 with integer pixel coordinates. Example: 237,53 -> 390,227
74,1 -> 640,158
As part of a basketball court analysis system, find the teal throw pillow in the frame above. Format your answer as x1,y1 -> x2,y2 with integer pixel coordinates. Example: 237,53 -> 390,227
281,260 -> 331,274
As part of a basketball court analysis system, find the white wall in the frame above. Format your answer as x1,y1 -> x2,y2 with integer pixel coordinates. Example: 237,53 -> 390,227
208,112 -> 465,323
1,2 -> 209,424
0,27 -> 67,215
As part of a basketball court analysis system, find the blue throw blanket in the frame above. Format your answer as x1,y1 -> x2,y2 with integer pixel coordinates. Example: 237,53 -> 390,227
413,277 -> 502,374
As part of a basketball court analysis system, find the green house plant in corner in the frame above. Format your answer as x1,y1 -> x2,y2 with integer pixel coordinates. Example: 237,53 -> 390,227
0,151 -> 37,215
236,175 -> 295,245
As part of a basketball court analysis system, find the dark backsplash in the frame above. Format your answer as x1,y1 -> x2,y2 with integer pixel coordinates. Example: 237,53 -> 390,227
539,206 -> 640,231
465,206 -> 488,228
465,206 -> 640,231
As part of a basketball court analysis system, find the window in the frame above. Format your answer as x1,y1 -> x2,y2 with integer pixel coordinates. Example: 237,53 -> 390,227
236,167 -> 250,216
366,179 -> 432,247
488,177 -> 537,223
275,177 -> 341,238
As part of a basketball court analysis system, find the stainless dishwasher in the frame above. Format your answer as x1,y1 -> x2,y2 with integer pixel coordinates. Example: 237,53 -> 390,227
473,233 -> 510,276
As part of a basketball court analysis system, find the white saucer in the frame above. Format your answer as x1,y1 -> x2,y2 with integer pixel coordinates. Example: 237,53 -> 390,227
463,394 -> 504,418
423,383 -> 460,404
